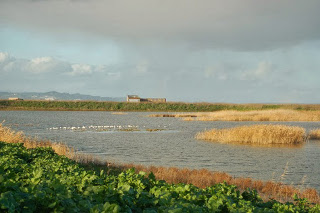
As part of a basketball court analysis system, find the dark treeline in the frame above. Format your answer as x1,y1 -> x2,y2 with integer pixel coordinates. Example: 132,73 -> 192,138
0,100 -> 319,112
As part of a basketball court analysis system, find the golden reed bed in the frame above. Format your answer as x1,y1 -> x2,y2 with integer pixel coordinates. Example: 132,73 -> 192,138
150,109 -> 320,122
309,129 -> 320,140
196,124 -> 306,144
0,123 -> 319,203
194,110 -> 320,121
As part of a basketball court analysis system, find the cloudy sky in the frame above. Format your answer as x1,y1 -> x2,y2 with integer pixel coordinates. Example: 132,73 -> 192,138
1,0 -> 320,103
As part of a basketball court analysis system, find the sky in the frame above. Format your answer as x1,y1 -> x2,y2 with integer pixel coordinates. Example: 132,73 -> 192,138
0,0 -> 320,103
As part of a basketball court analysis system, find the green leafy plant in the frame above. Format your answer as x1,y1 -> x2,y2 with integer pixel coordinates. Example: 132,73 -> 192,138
1,141 -> 319,212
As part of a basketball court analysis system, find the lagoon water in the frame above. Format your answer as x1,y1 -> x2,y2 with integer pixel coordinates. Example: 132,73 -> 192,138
1,111 -> 320,191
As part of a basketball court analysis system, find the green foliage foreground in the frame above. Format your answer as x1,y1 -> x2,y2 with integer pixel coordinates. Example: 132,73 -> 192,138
0,142 -> 319,212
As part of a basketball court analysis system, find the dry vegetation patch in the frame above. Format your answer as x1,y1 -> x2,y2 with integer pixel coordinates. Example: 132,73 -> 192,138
183,110 -> 320,122
309,129 -> 320,140
196,124 -> 306,144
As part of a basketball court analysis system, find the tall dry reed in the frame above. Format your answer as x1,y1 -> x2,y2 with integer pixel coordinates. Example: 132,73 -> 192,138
183,110 -> 320,122
309,129 -> 320,140
196,124 -> 306,144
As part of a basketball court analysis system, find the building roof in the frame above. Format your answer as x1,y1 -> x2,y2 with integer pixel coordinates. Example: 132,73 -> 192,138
127,95 -> 140,99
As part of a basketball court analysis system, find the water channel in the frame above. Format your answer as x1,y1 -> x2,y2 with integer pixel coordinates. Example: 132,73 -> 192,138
1,111 -> 320,191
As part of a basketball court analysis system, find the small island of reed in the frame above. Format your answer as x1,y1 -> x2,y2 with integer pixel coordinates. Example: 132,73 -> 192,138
196,124 -> 306,145
309,129 -> 320,140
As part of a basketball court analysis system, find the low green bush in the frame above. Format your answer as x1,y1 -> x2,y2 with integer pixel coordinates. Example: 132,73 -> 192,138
0,142 -> 319,212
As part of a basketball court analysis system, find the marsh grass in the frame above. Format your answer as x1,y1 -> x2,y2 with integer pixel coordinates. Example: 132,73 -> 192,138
183,110 -> 320,122
196,124 -> 306,144
1,123 -> 319,204
309,129 -> 320,140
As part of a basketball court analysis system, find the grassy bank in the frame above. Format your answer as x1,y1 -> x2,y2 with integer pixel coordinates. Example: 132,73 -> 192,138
1,124 -> 320,209
2,99 -> 320,112
150,109 -> 320,121
196,124 -> 306,145
3,142 -> 320,212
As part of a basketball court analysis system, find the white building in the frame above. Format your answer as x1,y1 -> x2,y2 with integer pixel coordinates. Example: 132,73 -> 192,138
127,95 -> 141,102
126,95 -> 166,103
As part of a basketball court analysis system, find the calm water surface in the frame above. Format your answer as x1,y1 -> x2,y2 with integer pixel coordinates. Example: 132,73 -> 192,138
1,111 -> 320,191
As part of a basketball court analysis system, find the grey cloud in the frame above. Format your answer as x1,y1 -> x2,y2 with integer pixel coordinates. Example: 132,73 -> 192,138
0,53 -> 120,94
0,52 -> 12,63
0,52 -> 158,96
0,54 -> 71,74
1,0 -> 320,51
240,62 -> 273,81
68,64 -> 92,76
0,52 -> 112,76
203,62 -> 241,80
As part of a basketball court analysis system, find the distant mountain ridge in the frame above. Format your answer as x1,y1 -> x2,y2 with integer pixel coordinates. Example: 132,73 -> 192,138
0,91 -> 125,102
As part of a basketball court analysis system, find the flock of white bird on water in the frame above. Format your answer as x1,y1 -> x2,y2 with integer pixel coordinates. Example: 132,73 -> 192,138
47,124 -> 168,131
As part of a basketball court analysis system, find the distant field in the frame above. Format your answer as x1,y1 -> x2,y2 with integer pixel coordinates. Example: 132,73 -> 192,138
1,99 -> 320,112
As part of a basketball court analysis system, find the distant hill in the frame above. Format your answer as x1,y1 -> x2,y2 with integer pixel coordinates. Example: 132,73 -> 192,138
0,91 -> 125,102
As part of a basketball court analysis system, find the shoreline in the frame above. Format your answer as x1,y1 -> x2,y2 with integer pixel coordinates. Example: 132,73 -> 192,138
1,123 -> 319,204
